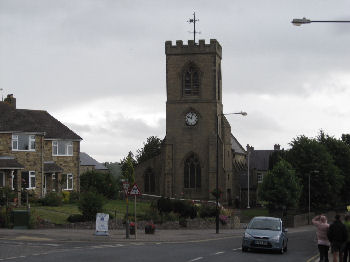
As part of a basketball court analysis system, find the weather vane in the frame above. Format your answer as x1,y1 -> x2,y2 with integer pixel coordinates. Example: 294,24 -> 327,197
187,12 -> 200,44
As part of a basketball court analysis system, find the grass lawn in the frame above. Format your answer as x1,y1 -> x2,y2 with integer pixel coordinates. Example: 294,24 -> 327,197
19,199 -> 152,225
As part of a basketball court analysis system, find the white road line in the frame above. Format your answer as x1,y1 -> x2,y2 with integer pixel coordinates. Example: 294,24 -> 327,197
214,251 -> 225,255
189,257 -> 203,262
232,247 -> 242,251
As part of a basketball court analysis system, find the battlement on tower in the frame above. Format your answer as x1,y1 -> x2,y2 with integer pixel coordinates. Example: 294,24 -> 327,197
165,39 -> 222,58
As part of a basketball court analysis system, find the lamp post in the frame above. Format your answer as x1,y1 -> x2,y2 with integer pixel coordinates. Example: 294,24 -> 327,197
308,170 -> 319,224
247,147 -> 250,209
216,111 -> 247,234
292,17 -> 350,26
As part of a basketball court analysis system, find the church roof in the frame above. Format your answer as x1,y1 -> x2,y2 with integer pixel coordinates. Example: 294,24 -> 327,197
231,134 -> 246,155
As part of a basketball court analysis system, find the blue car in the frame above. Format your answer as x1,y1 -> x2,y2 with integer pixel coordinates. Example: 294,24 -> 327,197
242,216 -> 288,254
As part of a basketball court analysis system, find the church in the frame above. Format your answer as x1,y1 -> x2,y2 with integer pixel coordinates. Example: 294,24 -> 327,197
134,39 -> 246,203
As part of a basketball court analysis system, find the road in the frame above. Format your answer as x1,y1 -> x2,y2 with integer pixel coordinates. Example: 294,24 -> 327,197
0,230 -> 318,262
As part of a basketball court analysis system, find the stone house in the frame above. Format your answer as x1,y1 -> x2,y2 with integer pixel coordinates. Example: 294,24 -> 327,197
0,94 -> 82,203
240,144 -> 281,207
80,152 -> 108,175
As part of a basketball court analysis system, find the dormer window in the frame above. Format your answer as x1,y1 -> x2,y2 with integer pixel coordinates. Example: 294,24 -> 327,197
12,134 -> 35,151
183,66 -> 200,96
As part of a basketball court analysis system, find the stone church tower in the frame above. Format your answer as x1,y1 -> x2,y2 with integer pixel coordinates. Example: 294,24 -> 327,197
135,39 -> 234,202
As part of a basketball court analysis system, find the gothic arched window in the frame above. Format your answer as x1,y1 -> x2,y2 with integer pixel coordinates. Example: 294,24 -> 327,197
184,154 -> 201,189
183,66 -> 200,96
144,168 -> 155,193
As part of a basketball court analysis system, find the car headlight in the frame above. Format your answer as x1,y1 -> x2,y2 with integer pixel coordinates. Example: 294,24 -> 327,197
244,232 -> 253,239
271,235 -> 280,241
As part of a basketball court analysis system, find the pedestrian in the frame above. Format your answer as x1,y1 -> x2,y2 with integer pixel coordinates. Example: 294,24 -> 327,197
328,214 -> 348,262
344,215 -> 350,262
312,214 -> 330,262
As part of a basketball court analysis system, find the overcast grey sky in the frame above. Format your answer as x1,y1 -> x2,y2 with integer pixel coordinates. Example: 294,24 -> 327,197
1,0 -> 350,162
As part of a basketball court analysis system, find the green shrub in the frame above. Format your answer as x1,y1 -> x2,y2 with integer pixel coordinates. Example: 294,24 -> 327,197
80,171 -> 118,199
67,214 -> 86,223
0,187 -> 16,206
40,192 -> 62,206
62,191 -> 70,204
78,192 -> 104,221
198,203 -> 217,218
157,197 -> 172,214
172,200 -> 197,219
69,191 -> 80,203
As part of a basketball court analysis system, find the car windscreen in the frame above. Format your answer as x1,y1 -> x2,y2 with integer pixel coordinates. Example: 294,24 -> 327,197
248,218 -> 281,231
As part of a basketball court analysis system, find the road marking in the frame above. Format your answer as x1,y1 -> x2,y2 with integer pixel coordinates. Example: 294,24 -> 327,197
232,248 -> 241,251
306,254 -> 319,262
189,257 -> 203,262
214,251 -> 225,255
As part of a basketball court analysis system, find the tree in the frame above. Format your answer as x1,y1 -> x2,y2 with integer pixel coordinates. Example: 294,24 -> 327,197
80,171 -> 118,199
287,135 -> 343,211
258,159 -> 301,212
136,136 -> 162,164
120,151 -> 136,184
318,131 -> 350,205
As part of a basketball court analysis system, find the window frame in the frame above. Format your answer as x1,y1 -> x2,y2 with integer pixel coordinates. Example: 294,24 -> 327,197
183,66 -> 200,97
52,140 -> 73,156
257,172 -> 264,184
62,173 -> 73,190
22,171 -> 36,189
0,172 -> 5,188
184,154 -> 201,189
12,134 -> 36,151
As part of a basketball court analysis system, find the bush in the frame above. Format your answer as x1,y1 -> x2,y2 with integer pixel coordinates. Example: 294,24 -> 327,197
198,203 -> 217,218
172,200 -> 197,219
157,197 -> 173,214
0,187 -> 16,206
62,191 -> 70,204
40,192 -> 62,206
69,191 -> 80,203
80,171 -> 118,199
78,192 -> 104,221
67,214 -> 86,223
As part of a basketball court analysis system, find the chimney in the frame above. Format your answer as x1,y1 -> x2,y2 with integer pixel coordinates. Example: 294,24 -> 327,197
246,144 -> 254,152
4,94 -> 16,109
274,144 -> 280,151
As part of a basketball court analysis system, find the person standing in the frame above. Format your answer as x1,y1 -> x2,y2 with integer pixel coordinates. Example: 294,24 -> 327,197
312,215 -> 330,262
328,214 -> 348,262
344,215 -> 350,262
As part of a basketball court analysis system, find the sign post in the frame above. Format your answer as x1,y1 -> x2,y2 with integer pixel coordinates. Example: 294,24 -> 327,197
129,183 -> 141,239
123,181 -> 130,239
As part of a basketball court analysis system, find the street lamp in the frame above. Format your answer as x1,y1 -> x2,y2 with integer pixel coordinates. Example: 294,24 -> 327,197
216,111 -> 247,234
292,17 -> 350,26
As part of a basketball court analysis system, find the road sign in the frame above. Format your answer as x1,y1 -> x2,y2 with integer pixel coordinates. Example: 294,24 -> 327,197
122,182 -> 130,194
129,183 -> 141,196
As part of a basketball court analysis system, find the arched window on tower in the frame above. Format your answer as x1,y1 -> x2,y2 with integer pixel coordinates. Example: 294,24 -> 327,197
144,168 -> 155,193
184,154 -> 201,189
183,66 -> 200,96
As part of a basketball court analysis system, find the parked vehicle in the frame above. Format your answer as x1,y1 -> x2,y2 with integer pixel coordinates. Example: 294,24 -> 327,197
242,216 -> 288,254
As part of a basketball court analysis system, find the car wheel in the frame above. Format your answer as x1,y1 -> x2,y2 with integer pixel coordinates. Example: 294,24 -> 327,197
283,243 -> 288,252
242,246 -> 248,252
279,242 -> 285,254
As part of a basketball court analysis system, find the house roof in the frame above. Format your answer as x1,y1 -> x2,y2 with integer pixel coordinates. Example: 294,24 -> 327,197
80,152 -> 108,170
44,162 -> 63,173
231,134 -> 246,155
0,156 -> 24,170
249,150 -> 274,171
0,102 -> 82,140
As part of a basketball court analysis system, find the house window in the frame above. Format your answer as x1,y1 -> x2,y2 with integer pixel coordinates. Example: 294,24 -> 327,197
12,134 -> 35,151
21,171 -> 36,189
0,172 -> 4,187
52,141 -> 73,156
184,154 -> 201,189
183,66 -> 200,96
62,173 -> 73,190
257,172 -> 264,183
144,168 -> 155,193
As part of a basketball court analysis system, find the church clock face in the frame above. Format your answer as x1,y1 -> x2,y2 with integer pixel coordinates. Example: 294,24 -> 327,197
185,112 -> 198,126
